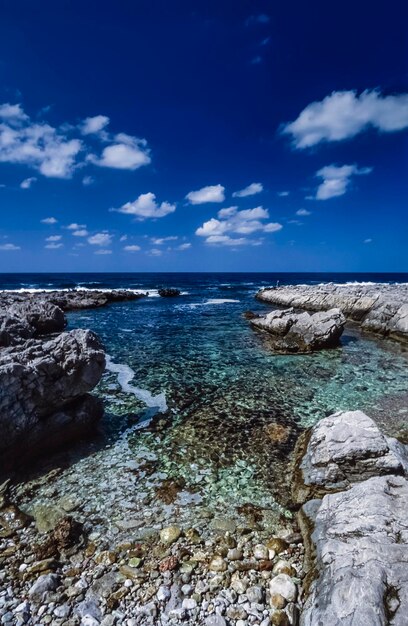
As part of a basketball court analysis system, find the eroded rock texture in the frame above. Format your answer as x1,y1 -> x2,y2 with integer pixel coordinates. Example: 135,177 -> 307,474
294,410 -> 408,626
257,283 -> 408,343
250,307 -> 345,353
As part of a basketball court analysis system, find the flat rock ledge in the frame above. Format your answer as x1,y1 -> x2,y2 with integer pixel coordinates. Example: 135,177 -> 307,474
293,410 -> 408,626
250,307 -> 345,353
256,283 -> 408,343
0,294 -> 108,474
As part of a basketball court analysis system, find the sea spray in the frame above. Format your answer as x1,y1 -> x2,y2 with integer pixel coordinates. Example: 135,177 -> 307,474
105,354 -> 168,413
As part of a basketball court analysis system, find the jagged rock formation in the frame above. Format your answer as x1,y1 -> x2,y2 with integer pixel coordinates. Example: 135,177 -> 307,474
158,288 -> 181,297
0,301 -> 66,346
250,307 -> 345,352
257,283 -> 408,343
0,329 -> 105,472
293,410 -> 408,625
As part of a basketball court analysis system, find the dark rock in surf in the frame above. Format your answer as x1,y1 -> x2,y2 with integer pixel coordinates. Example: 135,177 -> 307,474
158,288 -> 181,297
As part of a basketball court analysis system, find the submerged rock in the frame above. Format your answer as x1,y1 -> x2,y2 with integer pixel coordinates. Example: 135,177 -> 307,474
250,307 -> 345,352
294,410 -> 408,626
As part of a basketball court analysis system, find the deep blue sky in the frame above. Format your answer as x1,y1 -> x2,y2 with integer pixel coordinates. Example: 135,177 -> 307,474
0,0 -> 407,272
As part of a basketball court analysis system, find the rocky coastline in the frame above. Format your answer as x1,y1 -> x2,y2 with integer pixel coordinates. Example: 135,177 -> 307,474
0,284 -> 407,625
256,283 -> 408,343
0,290 -> 148,473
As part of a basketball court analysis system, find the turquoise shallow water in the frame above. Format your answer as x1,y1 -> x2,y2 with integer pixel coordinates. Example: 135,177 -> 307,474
12,274 -> 408,542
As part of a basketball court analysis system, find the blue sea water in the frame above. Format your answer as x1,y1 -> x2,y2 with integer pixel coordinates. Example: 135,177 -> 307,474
7,273 -> 408,540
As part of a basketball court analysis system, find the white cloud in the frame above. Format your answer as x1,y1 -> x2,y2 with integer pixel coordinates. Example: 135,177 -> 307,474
177,243 -> 191,250
88,232 -> 112,246
72,229 -> 89,237
45,242 -> 63,249
41,217 -> 57,224
67,222 -> 86,230
186,184 -> 225,204
94,249 -> 112,255
296,209 -> 311,216
313,164 -> 372,200
277,191 -> 290,197
151,236 -> 178,245
0,242 -> 20,250
90,133 -> 151,170
205,235 -> 261,247
0,103 -> 28,122
282,89 -> 408,149
0,105 -> 82,177
46,235 -> 62,241
82,175 -> 94,186
80,115 -> 109,135
364,238 -> 373,244
113,192 -> 176,220
232,182 -> 263,198
20,176 -> 37,189
196,206 -> 282,245
124,244 -> 141,252
0,101 -> 152,179
119,235 -> 127,242
149,248 -> 163,256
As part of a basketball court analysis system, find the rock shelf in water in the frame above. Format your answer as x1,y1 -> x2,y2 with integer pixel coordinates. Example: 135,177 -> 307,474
256,282 -> 408,343
250,307 -> 345,353
293,410 -> 408,625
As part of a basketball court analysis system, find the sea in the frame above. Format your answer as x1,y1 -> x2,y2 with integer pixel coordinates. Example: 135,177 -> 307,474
5,272 -> 408,541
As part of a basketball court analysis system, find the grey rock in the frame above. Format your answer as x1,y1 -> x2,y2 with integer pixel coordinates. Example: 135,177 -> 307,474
293,410 -> 408,504
250,307 -> 345,352
0,301 -> 65,347
205,616 -> 227,626
246,586 -> 264,604
257,282 -> 408,343
301,475 -> 408,626
28,574 -> 60,603
0,329 -> 105,471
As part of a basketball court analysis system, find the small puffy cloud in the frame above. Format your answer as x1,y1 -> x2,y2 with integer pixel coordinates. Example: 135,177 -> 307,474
67,222 -> 86,230
119,235 -> 127,242
94,249 -> 112,255
296,209 -> 311,216
0,103 -> 28,122
196,206 -> 282,246
41,217 -> 57,224
124,244 -> 141,252
151,236 -> 178,245
88,232 -> 112,246
177,242 -> 191,250
364,238 -> 373,244
45,242 -> 63,249
313,164 -> 372,200
149,248 -> 163,256
205,235 -> 261,247
186,184 -> 225,205
72,229 -> 89,237
20,176 -> 37,189
232,182 -> 263,198
277,191 -> 290,197
282,89 -> 408,149
113,192 -> 176,220
82,175 -> 94,186
0,242 -> 20,250
80,115 -> 109,135
46,235 -> 62,242
91,133 -> 151,170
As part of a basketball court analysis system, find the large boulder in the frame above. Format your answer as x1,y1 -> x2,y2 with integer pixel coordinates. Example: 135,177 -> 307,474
293,410 -> 408,504
293,411 -> 408,626
0,329 -> 105,471
250,307 -> 345,352
0,301 -> 65,346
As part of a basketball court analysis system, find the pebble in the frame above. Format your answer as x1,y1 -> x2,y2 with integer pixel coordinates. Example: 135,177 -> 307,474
159,526 -> 181,544
205,616 -> 227,626
246,585 -> 264,604
209,556 -> 227,572
269,574 -> 297,607
253,544 -> 269,560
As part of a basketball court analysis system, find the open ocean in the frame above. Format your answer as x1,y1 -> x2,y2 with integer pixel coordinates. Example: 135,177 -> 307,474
7,272 -> 408,542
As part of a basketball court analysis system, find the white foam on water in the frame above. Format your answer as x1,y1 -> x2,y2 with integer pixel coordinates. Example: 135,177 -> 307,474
105,355 -> 167,413
205,298 -> 240,304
